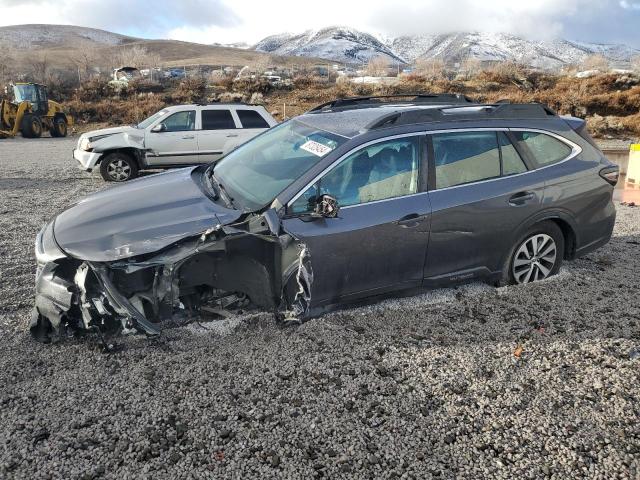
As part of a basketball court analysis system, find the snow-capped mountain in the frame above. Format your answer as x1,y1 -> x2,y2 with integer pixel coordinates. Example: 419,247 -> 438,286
254,27 -> 404,64
254,27 -> 640,68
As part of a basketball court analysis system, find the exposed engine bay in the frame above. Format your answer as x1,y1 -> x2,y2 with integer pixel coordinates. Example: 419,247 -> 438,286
31,210 -> 312,343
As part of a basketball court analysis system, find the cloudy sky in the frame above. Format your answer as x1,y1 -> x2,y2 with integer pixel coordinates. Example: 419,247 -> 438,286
1,0 -> 639,46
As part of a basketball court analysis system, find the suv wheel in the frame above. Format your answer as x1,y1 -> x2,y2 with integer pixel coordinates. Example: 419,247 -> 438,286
499,221 -> 564,286
100,153 -> 139,182
50,117 -> 68,137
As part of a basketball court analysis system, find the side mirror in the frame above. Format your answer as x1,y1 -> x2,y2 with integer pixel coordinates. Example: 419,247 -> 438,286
313,194 -> 339,218
151,123 -> 167,133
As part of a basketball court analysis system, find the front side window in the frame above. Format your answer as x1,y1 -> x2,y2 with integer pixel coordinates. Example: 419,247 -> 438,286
237,110 -> 270,129
162,110 -> 195,132
512,131 -> 572,167
138,109 -> 168,129
433,131 -> 501,189
202,110 -> 236,130
290,137 -> 420,213
212,120 -> 347,211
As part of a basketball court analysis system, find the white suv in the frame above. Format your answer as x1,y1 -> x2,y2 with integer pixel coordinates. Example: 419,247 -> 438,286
74,104 -> 277,181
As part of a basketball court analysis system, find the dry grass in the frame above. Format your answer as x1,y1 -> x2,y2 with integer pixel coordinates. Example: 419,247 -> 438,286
62,71 -> 640,138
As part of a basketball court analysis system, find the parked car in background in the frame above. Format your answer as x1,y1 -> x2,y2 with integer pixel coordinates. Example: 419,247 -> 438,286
164,68 -> 187,79
73,103 -> 277,181
34,94 -> 618,342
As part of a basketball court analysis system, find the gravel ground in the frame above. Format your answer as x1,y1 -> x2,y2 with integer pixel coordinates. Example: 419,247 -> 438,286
0,137 -> 639,480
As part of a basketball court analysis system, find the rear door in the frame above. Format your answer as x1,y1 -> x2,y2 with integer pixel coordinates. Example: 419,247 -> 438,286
424,129 -> 545,284
232,109 -> 272,145
196,108 -> 238,162
281,135 -> 431,304
145,109 -> 198,165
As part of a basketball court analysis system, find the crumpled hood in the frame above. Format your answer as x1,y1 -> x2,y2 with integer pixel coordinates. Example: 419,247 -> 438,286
53,167 -> 243,262
81,125 -> 138,141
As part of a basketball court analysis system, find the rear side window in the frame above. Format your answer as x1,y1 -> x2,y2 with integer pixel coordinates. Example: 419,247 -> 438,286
202,110 -> 236,130
433,132 -> 501,189
237,110 -> 270,129
498,132 -> 527,175
512,131 -> 572,167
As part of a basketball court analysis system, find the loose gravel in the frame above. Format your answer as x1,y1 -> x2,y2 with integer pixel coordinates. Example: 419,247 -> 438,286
0,137 -> 639,479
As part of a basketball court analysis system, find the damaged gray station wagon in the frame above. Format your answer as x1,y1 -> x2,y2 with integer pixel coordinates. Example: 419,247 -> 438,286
32,94 -> 619,342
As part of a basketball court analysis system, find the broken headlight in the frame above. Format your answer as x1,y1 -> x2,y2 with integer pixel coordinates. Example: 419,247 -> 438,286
79,137 -> 92,151
35,221 -> 66,265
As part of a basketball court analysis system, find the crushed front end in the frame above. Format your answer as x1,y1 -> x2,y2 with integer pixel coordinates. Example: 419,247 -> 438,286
31,214 -> 312,343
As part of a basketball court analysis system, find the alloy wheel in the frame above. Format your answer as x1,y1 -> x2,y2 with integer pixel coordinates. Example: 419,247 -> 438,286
106,159 -> 131,181
512,233 -> 557,284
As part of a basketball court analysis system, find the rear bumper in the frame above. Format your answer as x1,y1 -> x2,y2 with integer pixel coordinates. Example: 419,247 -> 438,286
73,149 -> 102,171
575,205 -> 616,258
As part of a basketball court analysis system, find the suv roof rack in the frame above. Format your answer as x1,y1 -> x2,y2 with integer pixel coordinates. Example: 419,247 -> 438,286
307,94 -> 474,113
195,101 -> 250,106
365,103 -> 558,130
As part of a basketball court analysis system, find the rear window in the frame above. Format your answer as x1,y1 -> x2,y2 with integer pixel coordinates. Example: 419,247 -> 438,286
202,110 -> 236,130
512,131 -> 573,167
237,109 -> 270,129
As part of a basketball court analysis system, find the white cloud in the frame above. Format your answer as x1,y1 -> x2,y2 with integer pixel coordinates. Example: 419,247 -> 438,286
0,0 -> 635,44
620,0 -> 640,9
167,0 -> 615,44
0,0 -> 238,37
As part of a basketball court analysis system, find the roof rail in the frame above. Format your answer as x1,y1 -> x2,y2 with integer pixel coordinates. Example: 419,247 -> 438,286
195,101 -> 250,106
365,103 -> 558,130
307,94 -> 475,113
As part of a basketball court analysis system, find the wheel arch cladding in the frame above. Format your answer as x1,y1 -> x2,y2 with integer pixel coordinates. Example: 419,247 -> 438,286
548,217 -> 577,260
514,210 -> 578,261
100,148 -> 142,167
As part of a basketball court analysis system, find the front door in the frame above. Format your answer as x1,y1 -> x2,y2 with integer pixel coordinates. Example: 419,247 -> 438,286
282,136 -> 431,304
424,130 -> 544,284
145,110 -> 198,165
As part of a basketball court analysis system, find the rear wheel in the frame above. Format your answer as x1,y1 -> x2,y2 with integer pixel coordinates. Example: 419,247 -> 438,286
21,114 -> 43,138
50,116 -> 68,137
498,221 -> 564,286
100,152 -> 139,182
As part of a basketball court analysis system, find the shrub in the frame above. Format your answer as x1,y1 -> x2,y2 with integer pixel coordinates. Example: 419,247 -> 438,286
172,77 -> 207,103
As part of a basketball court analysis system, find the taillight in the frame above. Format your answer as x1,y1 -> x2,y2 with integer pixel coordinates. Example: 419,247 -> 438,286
599,165 -> 619,186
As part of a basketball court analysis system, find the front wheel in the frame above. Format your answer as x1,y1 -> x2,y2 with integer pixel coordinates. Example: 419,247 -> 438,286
99,153 -> 139,182
21,114 -> 43,138
498,221 -> 564,286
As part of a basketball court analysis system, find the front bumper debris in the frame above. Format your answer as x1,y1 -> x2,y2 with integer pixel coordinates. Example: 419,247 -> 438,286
73,149 -> 102,171
31,210 -> 313,343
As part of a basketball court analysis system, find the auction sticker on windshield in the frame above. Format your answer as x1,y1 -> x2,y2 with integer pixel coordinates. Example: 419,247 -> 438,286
300,140 -> 333,157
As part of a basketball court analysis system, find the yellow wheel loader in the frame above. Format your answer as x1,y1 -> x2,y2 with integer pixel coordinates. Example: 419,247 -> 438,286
0,83 -> 73,139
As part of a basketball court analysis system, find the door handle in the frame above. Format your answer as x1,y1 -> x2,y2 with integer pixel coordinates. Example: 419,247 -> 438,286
508,191 -> 535,206
395,213 -> 425,227
226,134 -> 239,138
181,135 -> 195,139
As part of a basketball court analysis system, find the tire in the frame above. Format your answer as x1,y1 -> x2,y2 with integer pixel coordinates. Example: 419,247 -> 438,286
497,221 -> 564,286
21,114 -> 43,138
99,152 -> 139,182
50,116 -> 68,137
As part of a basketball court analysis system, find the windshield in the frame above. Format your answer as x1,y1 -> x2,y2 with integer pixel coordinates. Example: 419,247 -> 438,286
13,84 -> 37,103
212,120 -> 346,211
137,109 -> 169,129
